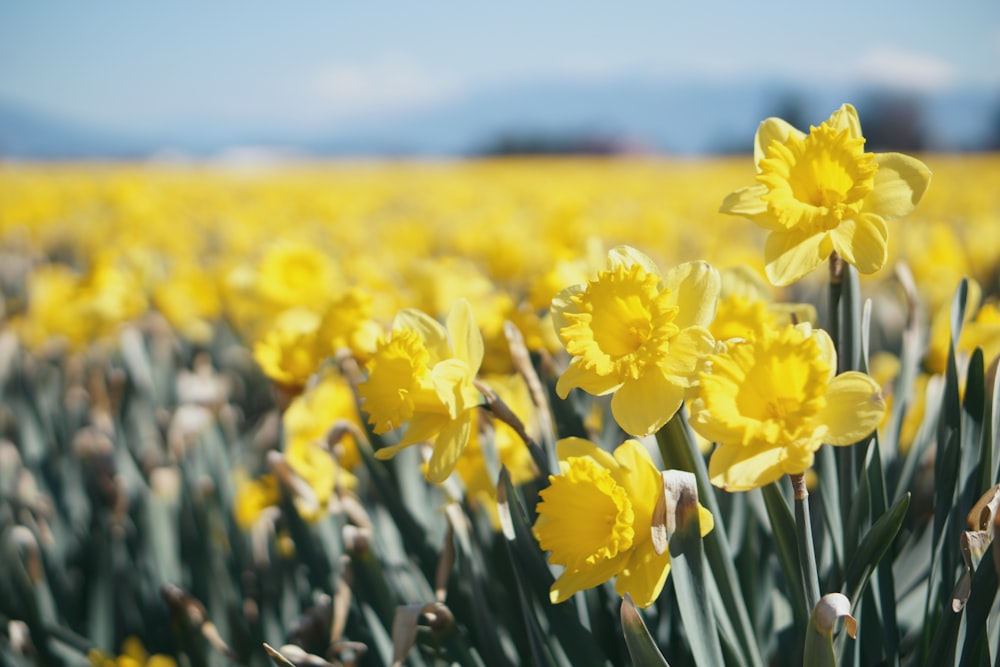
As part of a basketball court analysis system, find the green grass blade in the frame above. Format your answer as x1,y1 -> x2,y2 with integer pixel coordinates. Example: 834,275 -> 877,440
621,595 -> 671,667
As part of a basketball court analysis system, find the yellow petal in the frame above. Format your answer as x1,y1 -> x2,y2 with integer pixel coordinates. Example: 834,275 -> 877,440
755,117 -> 804,170
819,372 -> 885,446
825,103 -> 862,138
698,505 -> 714,537
764,228 -> 832,286
556,357 -> 623,398
661,326 -> 715,382
611,439 -> 660,523
550,283 -> 585,335
610,370 -> 685,436
830,213 -> 888,275
395,308 -> 449,361
806,326 -> 838,379
398,412 -> 450,447
864,153 -> 932,219
614,539 -> 671,608
719,184 -> 768,218
608,245 -> 660,276
556,436 -> 620,472
426,414 -> 472,483
663,261 -> 721,329
708,440 -> 788,492
447,298 -> 484,374
549,553 -> 629,603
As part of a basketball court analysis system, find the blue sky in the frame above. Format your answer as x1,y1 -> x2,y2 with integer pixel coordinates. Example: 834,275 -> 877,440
2,1 -> 998,134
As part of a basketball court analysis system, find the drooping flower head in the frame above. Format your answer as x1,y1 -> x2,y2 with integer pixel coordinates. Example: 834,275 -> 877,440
552,246 -> 719,436
720,103 -> 931,286
533,437 -> 713,607
358,298 -> 484,483
690,322 -> 885,491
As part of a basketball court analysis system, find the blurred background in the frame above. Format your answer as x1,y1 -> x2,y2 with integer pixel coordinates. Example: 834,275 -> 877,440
2,0 -> 999,160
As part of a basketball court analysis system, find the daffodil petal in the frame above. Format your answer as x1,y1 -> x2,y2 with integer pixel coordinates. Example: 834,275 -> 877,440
550,283 -> 585,335
719,184 -> 768,217
556,357 -> 623,398
663,262 -> 721,329
373,440 -> 413,461
395,308 -> 450,360
808,327 -> 837,379
608,245 -> 660,275
830,213 -> 888,275
426,414 -> 472,483
614,539 -> 671,608
446,298 -> 484,374
708,440 -> 787,492
865,152 -> 932,219
611,440 -> 660,528
398,412 -> 450,447
660,326 -> 715,381
610,370 -> 685,437
549,554 -> 628,604
556,436 -> 620,471
764,228 -> 832,286
826,103 -> 862,137
820,372 -> 885,446
698,505 -> 714,537
755,117 -> 804,169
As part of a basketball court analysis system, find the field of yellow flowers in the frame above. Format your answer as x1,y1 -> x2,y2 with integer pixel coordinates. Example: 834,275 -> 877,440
1,106 -> 999,667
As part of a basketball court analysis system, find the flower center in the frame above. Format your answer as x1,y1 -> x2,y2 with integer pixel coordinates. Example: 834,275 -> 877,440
559,264 -> 678,380
735,328 -> 830,441
358,328 -> 434,433
757,122 -> 877,233
534,456 -> 635,570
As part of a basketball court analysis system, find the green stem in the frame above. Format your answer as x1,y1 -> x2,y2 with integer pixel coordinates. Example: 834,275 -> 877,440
791,473 -> 821,614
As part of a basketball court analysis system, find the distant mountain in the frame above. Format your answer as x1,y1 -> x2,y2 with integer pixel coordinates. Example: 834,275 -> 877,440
2,78 -> 998,159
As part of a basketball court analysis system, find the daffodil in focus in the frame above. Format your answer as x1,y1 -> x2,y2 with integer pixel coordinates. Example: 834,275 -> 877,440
533,438 -> 713,607
358,298 -> 484,483
720,103 -> 931,286
690,322 -> 885,491
552,246 -> 719,436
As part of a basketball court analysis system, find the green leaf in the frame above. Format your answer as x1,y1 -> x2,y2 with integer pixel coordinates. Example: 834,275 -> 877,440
666,472 -> 725,667
761,482 -> 808,635
621,594 -> 671,667
843,493 -> 910,608
803,594 -> 857,667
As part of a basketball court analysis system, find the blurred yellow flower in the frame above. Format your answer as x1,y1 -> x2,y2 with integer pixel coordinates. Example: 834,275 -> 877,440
533,438 -> 713,608
359,299 -> 484,483
89,636 -> 176,667
252,307 -> 329,390
256,239 -> 341,310
721,103 -> 931,286
284,370 -> 364,470
690,322 -> 885,491
152,262 -> 221,344
552,246 -> 719,436
710,265 -> 816,343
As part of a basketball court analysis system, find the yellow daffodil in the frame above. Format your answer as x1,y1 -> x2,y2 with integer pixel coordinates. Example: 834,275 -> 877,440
710,265 -> 816,343
690,322 -> 885,491
252,307 -> 329,390
552,246 -> 719,437
89,636 -> 177,667
359,299 -> 484,483
533,438 -> 713,607
720,103 -> 931,286
283,370 -> 365,470
256,239 -> 341,310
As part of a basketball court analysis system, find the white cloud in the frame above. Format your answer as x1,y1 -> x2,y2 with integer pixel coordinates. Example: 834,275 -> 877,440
852,47 -> 959,92
304,56 -> 461,124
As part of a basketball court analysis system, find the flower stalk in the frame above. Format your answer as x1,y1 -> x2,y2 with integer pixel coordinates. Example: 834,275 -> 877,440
790,472 -> 822,613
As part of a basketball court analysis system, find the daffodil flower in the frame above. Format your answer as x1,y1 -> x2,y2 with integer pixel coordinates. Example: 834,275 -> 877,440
551,246 -> 719,436
533,437 -> 713,607
720,103 -> 931,286
689,322 -> 885,491
358,299 -> 484,483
